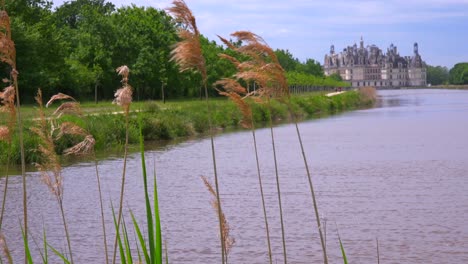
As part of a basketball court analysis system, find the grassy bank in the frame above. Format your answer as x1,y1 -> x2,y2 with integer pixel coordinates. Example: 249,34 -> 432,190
0,90 -> 375,165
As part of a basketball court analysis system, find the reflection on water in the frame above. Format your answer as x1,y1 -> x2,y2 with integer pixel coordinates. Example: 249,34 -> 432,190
1,89 -> 468,263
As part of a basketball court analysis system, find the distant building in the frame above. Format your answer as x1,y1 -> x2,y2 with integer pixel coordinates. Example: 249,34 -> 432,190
323,38 -> 426,87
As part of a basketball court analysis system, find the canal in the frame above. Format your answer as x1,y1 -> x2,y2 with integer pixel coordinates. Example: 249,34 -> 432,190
1,89 -> 467,263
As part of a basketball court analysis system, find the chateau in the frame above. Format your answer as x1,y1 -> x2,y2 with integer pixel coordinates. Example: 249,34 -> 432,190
323,38 -> 426,87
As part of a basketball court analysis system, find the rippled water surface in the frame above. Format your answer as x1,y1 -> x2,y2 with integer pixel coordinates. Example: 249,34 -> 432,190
2,89 -> 468,263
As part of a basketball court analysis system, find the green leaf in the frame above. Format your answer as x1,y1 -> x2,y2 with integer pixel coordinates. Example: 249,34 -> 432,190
21,225 -> 33,264
112,205 -> 126,264
338,234 -> 348,264
131,212 -> 150,264
47,243 -> 70,264
138,114 -> 156,263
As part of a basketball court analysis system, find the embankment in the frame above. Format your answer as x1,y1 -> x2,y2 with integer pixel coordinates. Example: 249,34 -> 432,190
0,89 -> 376,165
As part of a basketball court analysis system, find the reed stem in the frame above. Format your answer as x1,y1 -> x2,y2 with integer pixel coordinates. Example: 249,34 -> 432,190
250,121 -> 273,264
13,75 -> 28,263
203,82 -> 225,264
58,199 -> 74,263
112,112 -> 130,264
267,100 -> 287,264
94,158 -> 109,264
288,100 -> 328,264
0,152 -> 10,230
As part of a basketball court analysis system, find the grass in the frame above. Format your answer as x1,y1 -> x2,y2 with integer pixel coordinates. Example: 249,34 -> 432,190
0,91 -> 372,166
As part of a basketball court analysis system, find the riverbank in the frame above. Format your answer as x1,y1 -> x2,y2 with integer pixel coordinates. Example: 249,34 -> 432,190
0,89 -> 376,165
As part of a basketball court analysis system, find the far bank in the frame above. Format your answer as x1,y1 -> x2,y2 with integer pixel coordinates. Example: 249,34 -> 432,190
0,88 -> 376,166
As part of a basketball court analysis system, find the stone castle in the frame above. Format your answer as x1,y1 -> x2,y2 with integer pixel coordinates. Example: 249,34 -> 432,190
323,38 -> 426,87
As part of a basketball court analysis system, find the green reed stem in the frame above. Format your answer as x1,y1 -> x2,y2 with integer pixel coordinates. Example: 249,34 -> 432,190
112,111 -> 130,264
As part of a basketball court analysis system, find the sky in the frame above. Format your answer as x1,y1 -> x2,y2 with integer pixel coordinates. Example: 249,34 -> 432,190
52,0 -> 468,69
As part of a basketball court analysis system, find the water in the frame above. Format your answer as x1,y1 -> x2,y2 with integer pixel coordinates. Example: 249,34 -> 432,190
1,89 -> 468,263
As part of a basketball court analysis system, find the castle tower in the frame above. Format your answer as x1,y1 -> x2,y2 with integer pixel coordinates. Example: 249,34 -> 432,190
414,42 -> 419,55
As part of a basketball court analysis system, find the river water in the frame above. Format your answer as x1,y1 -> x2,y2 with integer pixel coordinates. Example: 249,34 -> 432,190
1,89 -> 468,263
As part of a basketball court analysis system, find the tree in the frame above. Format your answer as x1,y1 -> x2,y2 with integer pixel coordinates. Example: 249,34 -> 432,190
449,63 -> 468,85
275,49 -> 300,72
426,65 -> 449,85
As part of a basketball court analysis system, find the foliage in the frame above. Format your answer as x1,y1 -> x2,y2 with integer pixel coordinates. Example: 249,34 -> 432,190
275,49 -> 323,76
449,63 -> 468,85
426,65 -> 449,85
286,71 -> 350,87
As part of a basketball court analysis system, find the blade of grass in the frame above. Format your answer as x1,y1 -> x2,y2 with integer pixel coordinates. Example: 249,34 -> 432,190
138,114 -> 156,263
130,212 -> 150,264
43,227 -> 48,264
336,225 -> 348,264
153,158 -> 162,264
112,205 -> 126,264
20,225 -> 32,264
132,226 -> 142,264
122,218 -> 133,264
47,242 -> 71,264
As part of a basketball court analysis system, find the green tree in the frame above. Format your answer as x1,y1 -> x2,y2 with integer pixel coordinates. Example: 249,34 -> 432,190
426,65 -> 449,85
449,63 -> 468,85
275,49 -> 300,72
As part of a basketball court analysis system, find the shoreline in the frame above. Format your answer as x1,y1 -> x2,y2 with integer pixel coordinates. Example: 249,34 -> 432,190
0,90 -> 376,169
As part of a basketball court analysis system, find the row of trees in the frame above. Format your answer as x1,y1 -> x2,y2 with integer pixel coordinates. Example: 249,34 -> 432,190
426,63 -> 468,85
4,0 -> 340,103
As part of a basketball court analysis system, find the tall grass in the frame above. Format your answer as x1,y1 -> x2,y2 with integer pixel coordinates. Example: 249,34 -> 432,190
214,78 -> 273,264
0,85 -> 15,230
167,1 -> 226,262
0,10 -> 28,256
217,31 -> 292,263
32,90 -> 97,263
112,65 -> 133,264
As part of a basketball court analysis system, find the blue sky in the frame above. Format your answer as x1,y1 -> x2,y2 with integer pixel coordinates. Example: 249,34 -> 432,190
53,0 -> 468,68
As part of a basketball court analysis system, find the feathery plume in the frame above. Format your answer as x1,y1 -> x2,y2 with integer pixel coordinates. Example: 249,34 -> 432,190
0,10 -> 15,68
113,86 -> 133,108
46,93 -> 76,108
63,135 -> 96,156
53,102 -> 83,118
116,65 -> 130,84
201,176 -> 235,257
55,122 -> 88,140
167,0 -> 206,80
0,126 -> 8,141
113,65 -> 133,111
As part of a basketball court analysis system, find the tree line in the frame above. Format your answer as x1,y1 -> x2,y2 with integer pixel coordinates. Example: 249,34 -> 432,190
426,63 -> 468,86
4,0 -> 345,103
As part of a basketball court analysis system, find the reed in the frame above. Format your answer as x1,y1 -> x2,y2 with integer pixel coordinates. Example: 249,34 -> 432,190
0,10 -> 28,257
358,87 -> 378,104
0,233 -> 13,264
201,176 -> 235,263
33,89 -> 97,263
214,78 -> 273,264
231,32 -> 330,264
218,32 -> 290,264
0,85 -> 15,230
112,65 -> 133,264
167,1 -> 226,262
